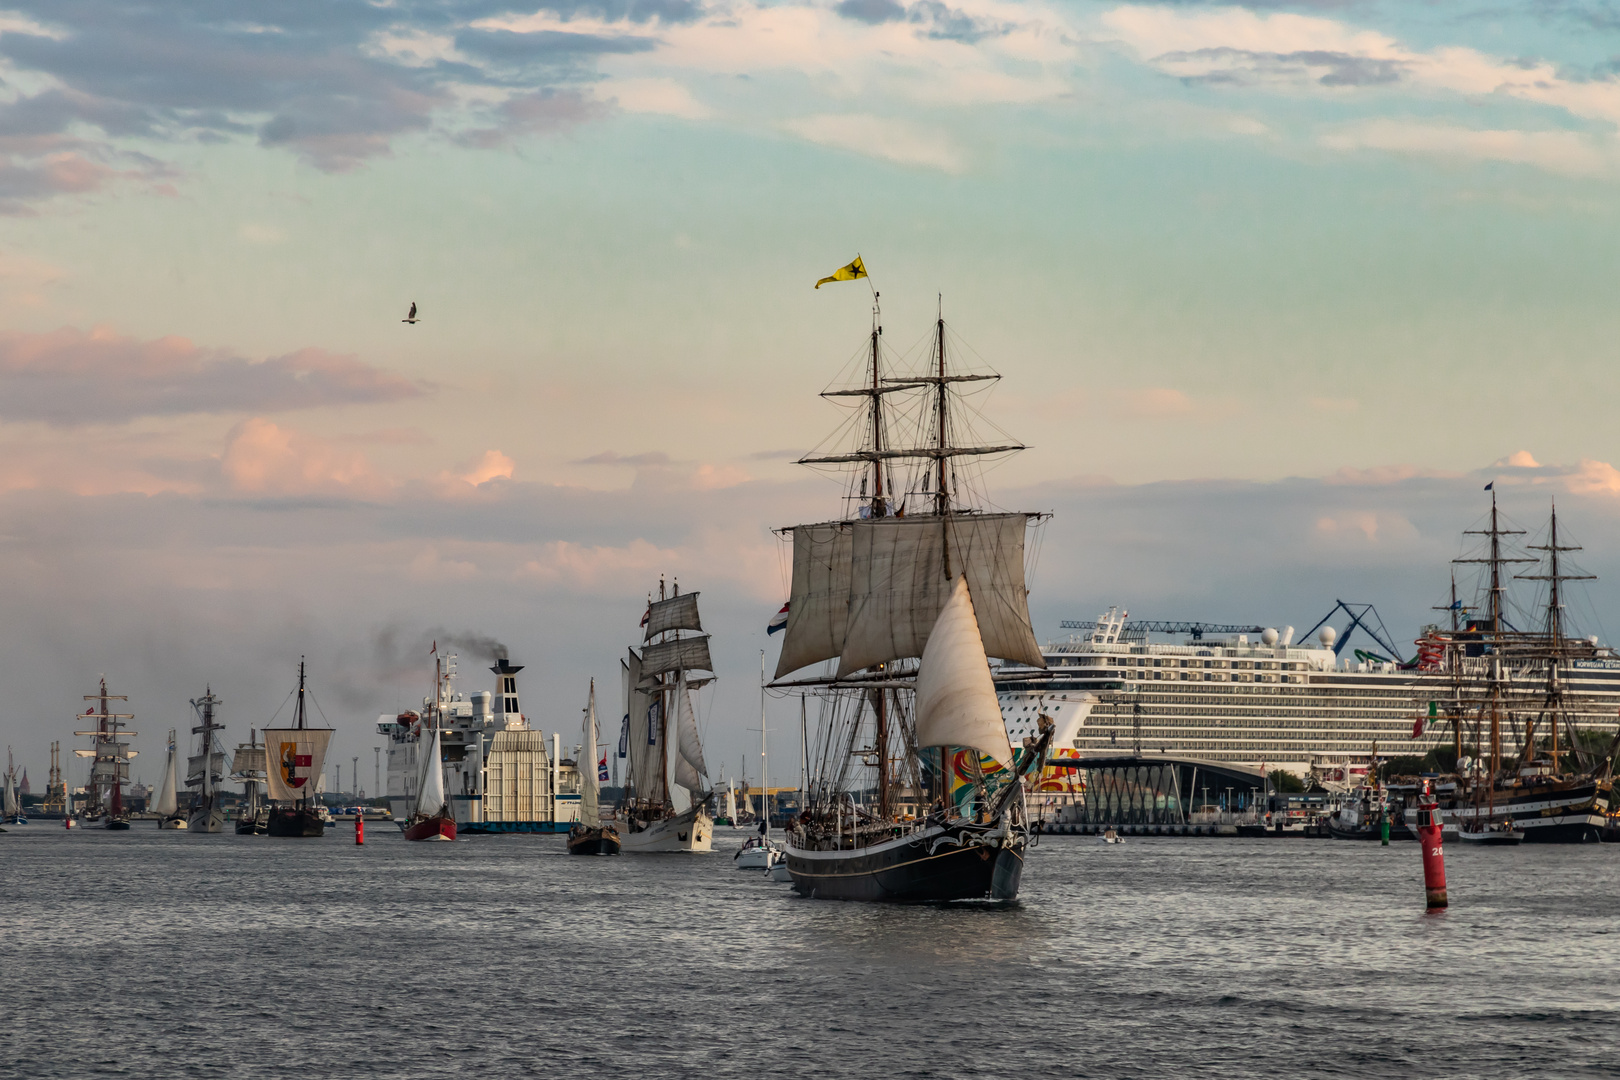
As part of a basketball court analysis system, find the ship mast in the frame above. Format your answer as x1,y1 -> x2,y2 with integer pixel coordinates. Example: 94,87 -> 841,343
1455,491 -> 1532,798
1517,500 -> 1593,774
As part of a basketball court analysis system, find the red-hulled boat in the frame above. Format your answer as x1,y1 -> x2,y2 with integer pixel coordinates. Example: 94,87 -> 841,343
403,814 -> 456,841
401,723 -> 456,842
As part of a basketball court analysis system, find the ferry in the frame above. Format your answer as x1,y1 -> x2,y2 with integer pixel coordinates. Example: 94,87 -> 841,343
380,654 -> 583,833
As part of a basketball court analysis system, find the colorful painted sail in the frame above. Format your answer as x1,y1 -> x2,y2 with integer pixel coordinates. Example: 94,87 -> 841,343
262,728 -> 332,802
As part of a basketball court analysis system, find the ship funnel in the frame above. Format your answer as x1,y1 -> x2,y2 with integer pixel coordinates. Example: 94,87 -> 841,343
490,659 -> 526,730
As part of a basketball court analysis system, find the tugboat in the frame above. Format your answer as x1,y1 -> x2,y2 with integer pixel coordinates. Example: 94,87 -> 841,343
264,660 -> 332,838
567,679 -> 620,855
74,678 -> 136,830
153,730 -> 187,829
775,295 -> 1052,902
401,722 -> 456,842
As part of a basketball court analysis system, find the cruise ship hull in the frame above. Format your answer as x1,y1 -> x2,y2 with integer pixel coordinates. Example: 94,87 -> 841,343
785,821 -> 1025,903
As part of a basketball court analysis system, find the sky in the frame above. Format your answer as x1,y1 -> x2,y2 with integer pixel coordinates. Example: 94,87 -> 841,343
5,0 -> 1620,791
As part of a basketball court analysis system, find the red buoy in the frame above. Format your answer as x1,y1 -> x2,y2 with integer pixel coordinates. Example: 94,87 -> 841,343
356,813 -> 365,846
1416,780 -> 1446,910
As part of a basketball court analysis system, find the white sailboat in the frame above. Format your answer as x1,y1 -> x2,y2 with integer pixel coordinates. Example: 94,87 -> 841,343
568,680 -> 621,855
2,747 -> 25,825
154,730 -> 186,829
402,724 -> 455,841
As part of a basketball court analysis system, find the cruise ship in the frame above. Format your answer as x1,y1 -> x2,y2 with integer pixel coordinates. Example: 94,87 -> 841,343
997,605 -> 1620,781
997,607 -> 1446,778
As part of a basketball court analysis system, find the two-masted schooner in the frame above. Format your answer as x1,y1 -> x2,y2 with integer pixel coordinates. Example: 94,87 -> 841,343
616,582 -> 715,852
263,660 -> 333,838
774,298 -> 1052,901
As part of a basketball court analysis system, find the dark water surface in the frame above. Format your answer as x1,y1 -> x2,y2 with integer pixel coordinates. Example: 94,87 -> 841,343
3,825 -> 1619,1078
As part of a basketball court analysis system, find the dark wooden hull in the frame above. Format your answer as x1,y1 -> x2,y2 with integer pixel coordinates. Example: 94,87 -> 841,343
567,825 -> 622,856
402,815 -> 457,842
786,821 -> 1026,903
267,807 -> 325,837
235,817 -> 267,835
104,818 -> 131,831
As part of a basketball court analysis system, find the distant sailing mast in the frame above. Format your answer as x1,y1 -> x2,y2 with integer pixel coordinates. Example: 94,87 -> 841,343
74,677 -> 135,830
186,687 -> 227,832
1516,501 -> 1594,774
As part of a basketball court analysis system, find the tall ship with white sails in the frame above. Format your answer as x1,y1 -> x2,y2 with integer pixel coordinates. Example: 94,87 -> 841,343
381,653 -> 584,833
185,687 -> 227,833
617,582 -> 715,853
775,297 -> 1051,901
231,729 -> 268,835
153,729 -> 185,829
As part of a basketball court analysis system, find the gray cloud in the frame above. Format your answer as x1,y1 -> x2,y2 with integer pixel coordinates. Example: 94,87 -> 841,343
833,0 -> 1012,41
1159,47 -> 1406,87
0,0 -> 677,191
0,327 -> 424,426
456,89 -> 611,149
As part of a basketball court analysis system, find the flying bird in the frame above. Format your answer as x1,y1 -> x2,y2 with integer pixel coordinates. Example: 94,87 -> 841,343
402,302 -> 418,324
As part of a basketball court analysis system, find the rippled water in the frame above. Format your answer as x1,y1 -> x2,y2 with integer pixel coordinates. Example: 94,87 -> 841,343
3,825 -> 1619,1078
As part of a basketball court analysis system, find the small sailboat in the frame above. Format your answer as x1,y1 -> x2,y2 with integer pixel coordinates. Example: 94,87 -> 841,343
568,679 -> 621,856
401,723 -> 456,841
736,658 -> 780,871
153,730 -> 186,829
2,747 -> 26,825
264,661 -> 332,837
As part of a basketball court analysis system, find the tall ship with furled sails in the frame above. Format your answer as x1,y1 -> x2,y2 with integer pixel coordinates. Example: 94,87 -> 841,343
774,297 -> 1052,901
617,581 -> 715,852
185,687 -> 227,833
263,660 -> 333,838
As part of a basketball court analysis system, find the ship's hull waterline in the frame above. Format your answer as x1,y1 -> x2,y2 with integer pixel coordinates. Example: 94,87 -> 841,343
187,806 -> 226,833
402,815 -> 457,842
266,808 -> 324,837
567,825 -> 621,856
618,804 -> 713,853
786,821 -> 1026,903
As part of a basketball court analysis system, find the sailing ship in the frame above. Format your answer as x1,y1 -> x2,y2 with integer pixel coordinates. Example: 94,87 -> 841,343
568,679 -> 620,855
774,299 -> 1052,902
2,747 -> 25,825
263,660 -> 333,838
616,582 -> 715,853
1428,496 -> 1618,843
73,678 -> 136,830
231,729 -> 268,834
401,720 -> 456,841
186,688 -> 227,833
153,729 -> 186,829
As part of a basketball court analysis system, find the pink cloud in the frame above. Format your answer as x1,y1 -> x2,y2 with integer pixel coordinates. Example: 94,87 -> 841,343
220,418 -> 387,497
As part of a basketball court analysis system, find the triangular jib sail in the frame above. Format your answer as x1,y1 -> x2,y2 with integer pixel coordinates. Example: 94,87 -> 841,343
153,732 -> 179,816
913,575 -> 1015,764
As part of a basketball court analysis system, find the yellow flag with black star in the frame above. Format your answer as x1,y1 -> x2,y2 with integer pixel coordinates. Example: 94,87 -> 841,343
815,255 -> 867,289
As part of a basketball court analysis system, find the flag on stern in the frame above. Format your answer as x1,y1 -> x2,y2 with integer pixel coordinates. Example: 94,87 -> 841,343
815,256 -> 867,289
767,602 -> 789,635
